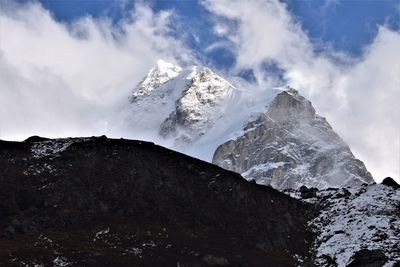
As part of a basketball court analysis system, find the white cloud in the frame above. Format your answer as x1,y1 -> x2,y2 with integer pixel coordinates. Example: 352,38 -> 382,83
0,1 -> 192,140
202,0 -> 400,182
213,23 -> 230,36
205,0 -> 311,72
330,27 -> 400,182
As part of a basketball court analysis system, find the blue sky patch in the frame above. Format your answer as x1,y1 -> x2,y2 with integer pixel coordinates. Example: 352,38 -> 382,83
30,0 -> 400,65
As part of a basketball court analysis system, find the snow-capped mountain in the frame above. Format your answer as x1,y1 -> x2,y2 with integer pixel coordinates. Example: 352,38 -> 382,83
115,60 -> 244,147
118,60 -> 373,190
212,88 -> 374,189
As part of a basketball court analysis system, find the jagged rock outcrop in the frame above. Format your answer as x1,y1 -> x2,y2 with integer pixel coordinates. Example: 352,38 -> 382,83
0,136 -> 315,267
212,88 -> 373,190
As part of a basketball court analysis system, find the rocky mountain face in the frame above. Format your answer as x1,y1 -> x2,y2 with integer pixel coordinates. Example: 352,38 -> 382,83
212,88 -> 374,190
119,61 -> 373,190
0,136 -> 315,267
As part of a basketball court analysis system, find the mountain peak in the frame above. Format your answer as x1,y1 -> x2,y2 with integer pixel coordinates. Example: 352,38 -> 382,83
267,87 -> 316,121
155,59 -> 179,70
130,60 -> 182,101
285,86 -> 299,95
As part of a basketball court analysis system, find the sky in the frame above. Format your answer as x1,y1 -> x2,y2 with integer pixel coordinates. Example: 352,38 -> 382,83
0,0 -> 399,182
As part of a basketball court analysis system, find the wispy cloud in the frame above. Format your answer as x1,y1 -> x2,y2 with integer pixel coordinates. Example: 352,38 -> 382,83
321,0 -> 341,13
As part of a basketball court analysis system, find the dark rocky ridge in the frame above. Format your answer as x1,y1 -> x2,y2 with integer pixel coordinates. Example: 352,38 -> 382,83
0,136 -> 316,266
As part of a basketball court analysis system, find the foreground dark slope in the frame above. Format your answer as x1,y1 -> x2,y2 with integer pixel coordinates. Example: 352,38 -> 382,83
0,136 -> 315,266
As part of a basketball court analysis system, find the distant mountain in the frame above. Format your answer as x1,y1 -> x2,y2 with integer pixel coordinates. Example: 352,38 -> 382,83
116,60 -> 373,190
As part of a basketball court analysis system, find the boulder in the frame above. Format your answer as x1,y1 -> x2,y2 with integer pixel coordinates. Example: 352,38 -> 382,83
381,177 -> 400,189
347,249 -> 388,267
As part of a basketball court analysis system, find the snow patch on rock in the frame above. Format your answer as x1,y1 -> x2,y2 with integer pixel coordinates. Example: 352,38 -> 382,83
31,139 -> 74,159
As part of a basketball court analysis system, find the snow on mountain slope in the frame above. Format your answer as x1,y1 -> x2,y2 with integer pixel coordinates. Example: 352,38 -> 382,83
212,88 -> 374,190
159,67 -> 235,145
129,60 -> 182,100
113,60 -> 278,154
111,61 -> 190,142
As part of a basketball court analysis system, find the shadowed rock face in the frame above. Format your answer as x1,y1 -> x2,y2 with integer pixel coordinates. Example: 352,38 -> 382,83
382,177 -> 400,189
347,249 -> 388,267
213,88 -> 373,190
0,136 -> 315,267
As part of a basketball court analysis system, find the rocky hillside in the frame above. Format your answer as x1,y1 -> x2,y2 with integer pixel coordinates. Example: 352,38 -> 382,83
212,88 -> 373,190
0,136 -> 315,267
